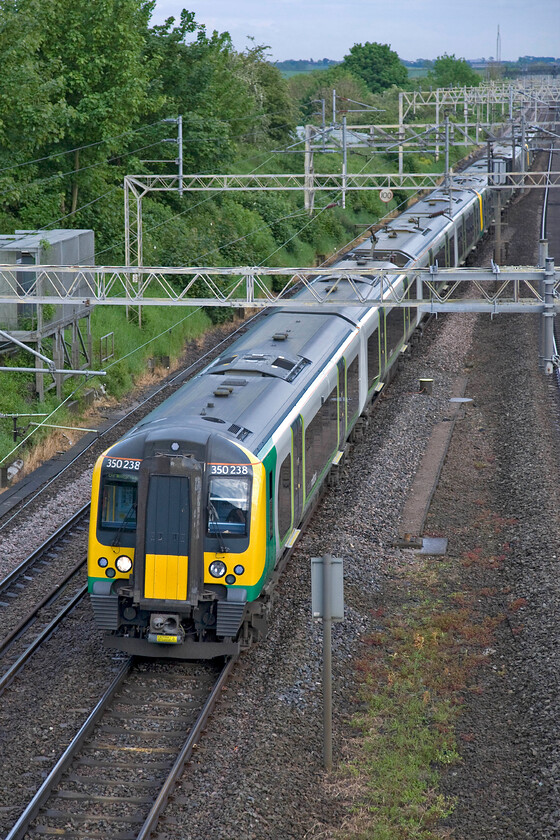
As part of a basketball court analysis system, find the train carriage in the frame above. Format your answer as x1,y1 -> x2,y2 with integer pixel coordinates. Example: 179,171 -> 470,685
87,139 -> 528,657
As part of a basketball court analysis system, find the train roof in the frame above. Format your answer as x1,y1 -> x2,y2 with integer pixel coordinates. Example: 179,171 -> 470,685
118,145 -> 522,463
288,266 -> 392,322
371,171 -> 486,263
127,309 -> 357,455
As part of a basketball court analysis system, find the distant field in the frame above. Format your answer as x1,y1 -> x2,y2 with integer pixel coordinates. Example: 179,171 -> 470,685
280,69 -> 311,78
275,60 -> 339,78
275,59 -> 429,79
407,67 -> 430,78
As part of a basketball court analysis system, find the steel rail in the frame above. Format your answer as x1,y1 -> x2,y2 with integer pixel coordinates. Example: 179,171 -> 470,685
0,504 -> 89,593
5,658 -> 133,840
5,657 -> 234,840
0,584 -> 87,694
136,656 -> 238,839
0,556 -> 86,655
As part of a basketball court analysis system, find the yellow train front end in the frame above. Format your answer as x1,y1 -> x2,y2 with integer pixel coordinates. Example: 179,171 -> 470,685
87,428 -> 268,658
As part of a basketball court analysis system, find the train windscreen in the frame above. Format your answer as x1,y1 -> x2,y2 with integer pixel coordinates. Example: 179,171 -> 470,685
207,476 -> 250,536
100,474 -> 138,530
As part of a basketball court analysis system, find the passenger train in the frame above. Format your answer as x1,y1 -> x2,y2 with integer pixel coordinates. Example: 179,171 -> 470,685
88,138 -> 529,658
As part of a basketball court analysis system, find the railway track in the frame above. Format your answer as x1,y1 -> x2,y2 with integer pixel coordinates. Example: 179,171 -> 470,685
0,507 -> 90,693
1,126 -> 556,838
6,656 -> 236,839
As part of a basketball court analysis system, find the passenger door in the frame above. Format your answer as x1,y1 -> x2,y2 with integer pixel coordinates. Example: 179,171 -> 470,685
133,455 -> 204,607
291,416 -> 303,524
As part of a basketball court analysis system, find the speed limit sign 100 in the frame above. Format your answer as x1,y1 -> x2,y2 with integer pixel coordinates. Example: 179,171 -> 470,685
379,188 -> 393,203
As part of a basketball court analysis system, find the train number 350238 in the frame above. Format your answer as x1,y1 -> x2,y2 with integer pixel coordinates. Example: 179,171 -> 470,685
210,464 -> 249,475
105,458 -> 141,470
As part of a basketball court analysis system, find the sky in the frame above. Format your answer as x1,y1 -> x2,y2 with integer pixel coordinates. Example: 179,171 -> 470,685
151,0 -> 560,63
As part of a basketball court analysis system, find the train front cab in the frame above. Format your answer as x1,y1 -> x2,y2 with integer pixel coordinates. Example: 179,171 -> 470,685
88,431 -> 268,659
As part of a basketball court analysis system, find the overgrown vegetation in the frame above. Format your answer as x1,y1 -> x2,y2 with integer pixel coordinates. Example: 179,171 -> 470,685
428,54 -> 481,88
341,42 -> 408,94
336,550 -> 506,839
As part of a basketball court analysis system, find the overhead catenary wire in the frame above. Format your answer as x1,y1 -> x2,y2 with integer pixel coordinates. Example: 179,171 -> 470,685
0,133 -> 280,251
2,149 -> 281,255
0,182 -> 411,469
89,149 -> 293,263
0,119 -> 168,176
5,141 -> 295,265
1,112 -> 299,261
0,109 -> 293,177
34,187 -> 122,232
0,147 -> 303,452
0,141 -> 169,201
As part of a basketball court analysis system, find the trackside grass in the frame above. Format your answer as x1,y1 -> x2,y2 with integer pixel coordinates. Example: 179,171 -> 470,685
335,553 -> 505,840
0,304 -> 213,468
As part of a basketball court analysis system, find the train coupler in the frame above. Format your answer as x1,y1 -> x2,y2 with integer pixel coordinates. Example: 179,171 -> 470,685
147,613 -> 185,644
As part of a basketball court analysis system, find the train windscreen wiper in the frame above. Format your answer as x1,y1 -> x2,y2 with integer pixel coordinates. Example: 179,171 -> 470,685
207,501 -> 229,554
111,504 -> 137,547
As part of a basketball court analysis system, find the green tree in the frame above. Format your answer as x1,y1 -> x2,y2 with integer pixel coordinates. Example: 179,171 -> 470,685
0,0 -> 67,215
428,54 -> 481,88
145,22 -> 295,170
35,0 -> 153,214
341,42 -> 407,94
237,41 -> 296,144
289,64 -> 377,124
145,19 -> 259,172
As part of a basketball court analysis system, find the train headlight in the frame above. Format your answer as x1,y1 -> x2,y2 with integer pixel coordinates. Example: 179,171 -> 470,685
209,560 -> 227,578
234,565 -> 245,575
115,555 -> 133,573
98,557 -> 108,568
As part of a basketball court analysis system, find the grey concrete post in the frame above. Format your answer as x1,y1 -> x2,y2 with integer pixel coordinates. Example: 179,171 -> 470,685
538,240 -> 548,369
342,117 -> 347,210
543,256 -> 556,375
322,553 -> 333,772
304,125 -> 315,214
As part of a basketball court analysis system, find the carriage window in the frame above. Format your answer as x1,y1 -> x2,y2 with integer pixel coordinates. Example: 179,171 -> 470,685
100,475 -> 138,530
385,307 -> 405,359
404,278 -> 417,330
466,208 -> 475,246
457,223 -> 464,259
207,476 -> 251,536
347,355 -> 360,421
434,246 -> 446,267
278,454 -> 292,540
305,388 -> 338,495
367,330 -> 379,388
